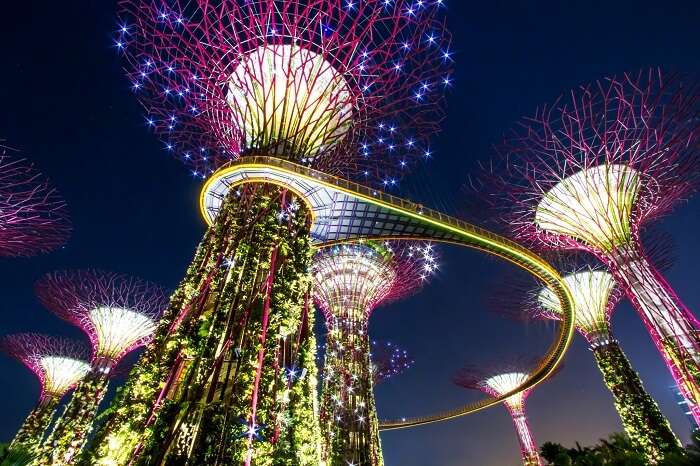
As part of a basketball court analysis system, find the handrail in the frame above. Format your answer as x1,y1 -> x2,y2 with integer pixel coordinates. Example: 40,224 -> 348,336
200,156 -> 576,430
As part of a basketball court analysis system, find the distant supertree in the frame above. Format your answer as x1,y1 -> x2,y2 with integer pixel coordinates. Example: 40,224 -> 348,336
34,270 -> 167,465
370,340 -> 414,385
492,257 -> 682,462
313,241 -> 435,466
93,2 -> 452,464
477,69 -> 700,423
0,334 -> 90,453
0,144 -> 71,257
454,364 -> 544,466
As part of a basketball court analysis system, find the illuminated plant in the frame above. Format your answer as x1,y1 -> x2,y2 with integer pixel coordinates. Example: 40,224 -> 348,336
0,334 -> 89,453
370,340 -> 414,385
492,256 -> 682,462
34,270 -> 167,465
454,364 -> 544,466
478,69 -> 700,424
313,241 -> 435,466
0,144 -> 71,257
90,1 -> 452,465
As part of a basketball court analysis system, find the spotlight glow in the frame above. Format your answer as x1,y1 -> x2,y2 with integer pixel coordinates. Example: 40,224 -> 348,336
227,44 -> 353,159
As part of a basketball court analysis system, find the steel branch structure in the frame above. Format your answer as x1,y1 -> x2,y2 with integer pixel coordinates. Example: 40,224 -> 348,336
313,241 -> 434,465
454,365 -> 544,466
0,145 -> 71,257
93,1 -> 452,464
0,334 -> 89,453
35,270 -> 167,465
370,340 -> 413,385
478,69 -> 700,425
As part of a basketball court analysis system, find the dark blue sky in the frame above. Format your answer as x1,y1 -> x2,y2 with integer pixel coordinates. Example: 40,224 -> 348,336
1,1 -> 699,465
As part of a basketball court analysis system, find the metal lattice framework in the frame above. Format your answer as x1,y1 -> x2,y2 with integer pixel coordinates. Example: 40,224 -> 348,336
370,340 -> 413,384
0,144 -> 71,257
116,0 -> 452,182
35,270 -> 168,370
477,69 -> 700,424
0,333 -> 90,401
202,156 -> 576,430
455,365 -> 543,466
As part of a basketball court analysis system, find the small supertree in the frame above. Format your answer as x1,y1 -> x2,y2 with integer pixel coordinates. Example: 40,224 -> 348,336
0,334 -> 90,453
501,262 -> 682,462
477,69 -> 700,423
0,144 -> 71,257
34,270 -> 167,465
313,241 -> 436,466
370,340 -> 414,385
454,364 -> 544,466
93,2 -> 452,464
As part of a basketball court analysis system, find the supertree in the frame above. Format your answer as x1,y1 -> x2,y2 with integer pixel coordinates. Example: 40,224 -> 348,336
476,69 -> 700,424
0,144 -> 71,257
369,340 -> 414,385
89,1 -> 452,464
454,364 -> 545,466
492,257 -> 682,462
0,334 -> 90,453
313,241 -> 435,466
33,270 -> 167,465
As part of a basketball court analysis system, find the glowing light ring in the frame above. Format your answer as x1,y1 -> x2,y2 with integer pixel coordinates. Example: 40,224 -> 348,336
199,156 -> 576,430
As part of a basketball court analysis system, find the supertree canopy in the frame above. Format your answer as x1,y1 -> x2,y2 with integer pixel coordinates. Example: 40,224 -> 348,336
0,334 -> 89,453
88,2 -> 452,465
313,241 -> 435,466
478,69 -> 700,425
454,365 -> 543,466
34,270 -> 167,465
534,266 -> 681,461
116,0 -> 451,180
0,144 -> 71,257
370,340 -> 414,385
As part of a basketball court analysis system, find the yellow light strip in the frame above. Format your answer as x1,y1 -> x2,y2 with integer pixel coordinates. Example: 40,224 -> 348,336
199,158 -> 575,430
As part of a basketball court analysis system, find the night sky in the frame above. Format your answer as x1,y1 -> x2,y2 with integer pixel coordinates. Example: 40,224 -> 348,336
1,1 -> 700,465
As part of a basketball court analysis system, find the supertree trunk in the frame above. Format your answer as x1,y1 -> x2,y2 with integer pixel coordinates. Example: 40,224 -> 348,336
88,183 -> 320,466
39,372 -> 110,465
506,406 -> 542,466
592,340 -> 681,461
607,241 -> 700,425
10,395 -> 59,453
320,317 -> 383,466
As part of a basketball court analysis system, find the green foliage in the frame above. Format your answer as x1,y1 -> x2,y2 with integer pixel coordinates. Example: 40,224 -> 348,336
541,432 -> 700,466
0,443 -> 35,466
7,397 -> 59,455
38,374 -> 109,465
86,184 -> 321,465
593,342 -> 682,462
